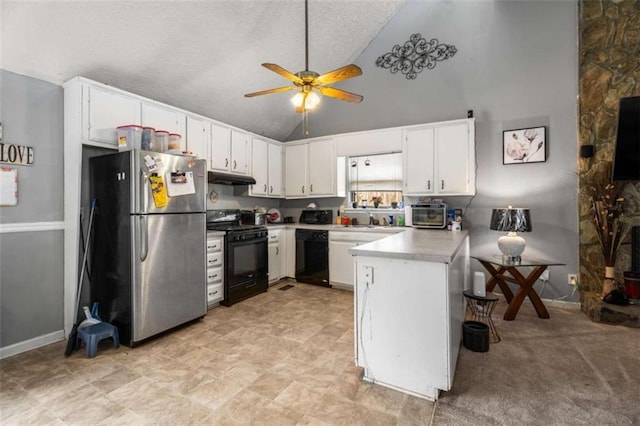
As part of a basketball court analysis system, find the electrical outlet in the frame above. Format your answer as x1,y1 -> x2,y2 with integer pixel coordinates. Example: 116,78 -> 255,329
568,274 -> 578,286
539,270 -> 550,281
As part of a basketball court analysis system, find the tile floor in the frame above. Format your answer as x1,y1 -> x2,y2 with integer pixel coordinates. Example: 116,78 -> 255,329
0,281 -> 434,425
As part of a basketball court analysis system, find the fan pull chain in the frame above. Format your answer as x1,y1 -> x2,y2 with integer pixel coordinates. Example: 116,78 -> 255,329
303,110 -> 309,136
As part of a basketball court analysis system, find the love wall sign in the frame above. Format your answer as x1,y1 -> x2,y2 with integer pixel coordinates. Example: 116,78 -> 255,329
0,122 -> 34,166
0,143 -> 34,165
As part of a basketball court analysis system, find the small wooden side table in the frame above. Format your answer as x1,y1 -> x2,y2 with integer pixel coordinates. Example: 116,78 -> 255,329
463,290 -> 500,343
472,255 -> 565,321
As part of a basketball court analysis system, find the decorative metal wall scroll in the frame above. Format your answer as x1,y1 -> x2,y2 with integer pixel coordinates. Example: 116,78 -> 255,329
375,33 -> 457,80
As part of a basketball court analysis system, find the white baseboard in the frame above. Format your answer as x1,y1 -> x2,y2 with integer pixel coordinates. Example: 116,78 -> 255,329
0,330 -> 65,359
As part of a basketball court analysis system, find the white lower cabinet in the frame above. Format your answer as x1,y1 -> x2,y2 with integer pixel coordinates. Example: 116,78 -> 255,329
354,236 -> 468,400
284,228 -> 296,278
329,231 -> 393,291
206,232 -> 225,306
268,229 -> 282,284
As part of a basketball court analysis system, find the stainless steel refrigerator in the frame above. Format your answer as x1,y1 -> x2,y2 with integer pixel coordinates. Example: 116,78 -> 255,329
89,150 -> 207,345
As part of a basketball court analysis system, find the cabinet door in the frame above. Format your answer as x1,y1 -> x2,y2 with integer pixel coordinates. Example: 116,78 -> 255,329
284,228 -> 296,277
141,102 -> 186,146
268,142 -> 283,197
268,242 -> 281,284
285,144 -> 308,197
186,116 -> 209,162
251,137 -> 269,196
231,130 -> 249,175
211,123 -> 231,171
87,86 -> 141,146
403,127 -> 435,195
308,138 -> 335,196
329,240 -> 357,289
435,122 -> 470,195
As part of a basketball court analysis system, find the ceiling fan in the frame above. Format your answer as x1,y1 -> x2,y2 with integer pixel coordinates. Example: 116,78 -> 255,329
244,0 -> 364,117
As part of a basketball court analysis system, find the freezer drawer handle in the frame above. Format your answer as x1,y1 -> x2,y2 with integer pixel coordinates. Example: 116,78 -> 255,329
139,216 -> 149,261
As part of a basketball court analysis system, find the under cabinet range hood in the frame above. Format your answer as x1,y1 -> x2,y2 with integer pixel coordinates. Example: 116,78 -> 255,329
207,171 -> 257,185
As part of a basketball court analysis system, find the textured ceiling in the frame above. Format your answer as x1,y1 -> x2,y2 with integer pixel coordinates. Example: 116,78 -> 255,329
1,0 -> 404,141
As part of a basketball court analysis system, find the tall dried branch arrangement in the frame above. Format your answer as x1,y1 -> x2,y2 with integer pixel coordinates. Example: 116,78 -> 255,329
584,164 -> 630,267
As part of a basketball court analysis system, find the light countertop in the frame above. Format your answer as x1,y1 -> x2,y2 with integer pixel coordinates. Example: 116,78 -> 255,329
350,228 -> 469,263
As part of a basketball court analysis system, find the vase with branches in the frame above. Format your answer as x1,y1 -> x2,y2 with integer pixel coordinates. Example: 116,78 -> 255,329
585,165 -> 631,298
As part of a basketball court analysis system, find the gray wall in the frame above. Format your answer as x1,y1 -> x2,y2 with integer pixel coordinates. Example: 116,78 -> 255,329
287,0 -> 580,301
0,69 -> 64,347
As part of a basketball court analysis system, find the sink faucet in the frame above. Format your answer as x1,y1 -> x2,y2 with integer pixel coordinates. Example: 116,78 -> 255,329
369,212 -> 374,225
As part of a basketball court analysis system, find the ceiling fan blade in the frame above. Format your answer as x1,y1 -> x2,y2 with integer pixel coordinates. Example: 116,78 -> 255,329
313,64 -> 362,86
317,86 -> 363,103
244,86 -> 296,98
262,63 -> 303,85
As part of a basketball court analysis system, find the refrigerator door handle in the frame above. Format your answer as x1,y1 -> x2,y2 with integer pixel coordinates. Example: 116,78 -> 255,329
140,215 -> 149,262
141,170 -> 149,213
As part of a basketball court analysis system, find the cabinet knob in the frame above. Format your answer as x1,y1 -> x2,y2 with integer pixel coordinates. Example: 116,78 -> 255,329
302,185 -> 305,193
270,185 -> 273,193
427,180 -> 431,190
233,160 -> 237,170
310,184 -> 313,192
225,158 -> 229,167
276,247 -> 279,255
264,184 -> 267,192
441,180 -> 444,190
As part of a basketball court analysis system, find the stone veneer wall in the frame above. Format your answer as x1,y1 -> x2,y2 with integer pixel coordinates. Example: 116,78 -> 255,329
578,0 -> 640,294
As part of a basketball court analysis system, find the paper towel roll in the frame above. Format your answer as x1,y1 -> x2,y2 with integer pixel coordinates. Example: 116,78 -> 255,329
473,271 -> 486,297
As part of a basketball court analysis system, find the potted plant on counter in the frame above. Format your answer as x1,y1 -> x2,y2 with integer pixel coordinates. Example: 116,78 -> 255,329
371,196 -> 383,208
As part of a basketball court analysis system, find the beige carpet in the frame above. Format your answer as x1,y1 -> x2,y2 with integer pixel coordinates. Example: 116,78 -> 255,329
435,301 -> 640,425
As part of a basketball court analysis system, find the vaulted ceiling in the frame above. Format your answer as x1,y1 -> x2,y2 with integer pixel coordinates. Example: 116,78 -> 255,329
1,0 -> 404,140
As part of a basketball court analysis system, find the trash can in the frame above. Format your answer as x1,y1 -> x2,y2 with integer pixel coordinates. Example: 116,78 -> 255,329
463,320 -> 489,352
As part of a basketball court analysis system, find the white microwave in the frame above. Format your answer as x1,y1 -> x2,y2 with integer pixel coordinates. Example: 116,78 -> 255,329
408,203 -> 448,229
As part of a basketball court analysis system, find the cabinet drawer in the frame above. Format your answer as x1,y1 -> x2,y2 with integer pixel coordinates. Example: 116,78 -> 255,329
207,267 -> 223,284
207,283 -> 223,304
268,232 -> 280,243
206,237 -> 223,252
207,252 -> 223,267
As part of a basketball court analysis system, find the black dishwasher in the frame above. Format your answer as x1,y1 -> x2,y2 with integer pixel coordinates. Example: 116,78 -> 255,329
295,229 -> 330,287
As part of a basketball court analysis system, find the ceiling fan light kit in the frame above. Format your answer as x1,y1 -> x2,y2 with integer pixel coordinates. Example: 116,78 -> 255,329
245,0 -> 363,134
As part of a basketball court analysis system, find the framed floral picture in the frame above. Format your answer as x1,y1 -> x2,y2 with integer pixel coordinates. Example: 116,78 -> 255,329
503,126 -> 546,164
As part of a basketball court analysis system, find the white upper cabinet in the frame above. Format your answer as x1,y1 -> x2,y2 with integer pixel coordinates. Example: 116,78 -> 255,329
403,127 -> 435,195
434,122 -> 473,195
267,142 -> 283,197
251,137 -> 269,196
210,123 -> 231,171
141,102 -> 186,149
308,138 -> 336,196
284,143 -> 308,197
211,125 -> 249,175
230,130 -> 250,175
85,85 -> 141,147
185,116 -> 209,161
284,138 -> 344,199
403,119 -> 475,196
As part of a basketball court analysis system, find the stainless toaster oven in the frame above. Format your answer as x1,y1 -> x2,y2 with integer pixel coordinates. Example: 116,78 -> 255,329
411,203 -> 447,229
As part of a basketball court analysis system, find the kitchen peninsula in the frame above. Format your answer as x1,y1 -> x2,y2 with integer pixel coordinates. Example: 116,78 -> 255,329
351,229 -> 469,401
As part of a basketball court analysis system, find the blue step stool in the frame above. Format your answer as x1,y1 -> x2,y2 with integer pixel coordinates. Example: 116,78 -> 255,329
76,322 -> 120,358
